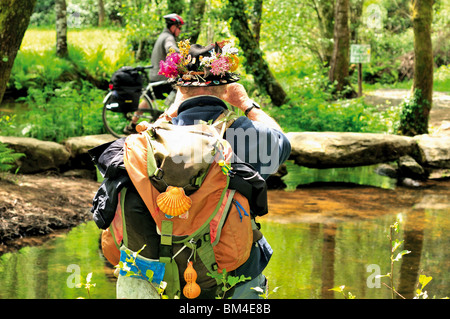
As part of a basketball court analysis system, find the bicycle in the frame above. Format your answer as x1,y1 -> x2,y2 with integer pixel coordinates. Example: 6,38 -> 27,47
102,65 -> 175,138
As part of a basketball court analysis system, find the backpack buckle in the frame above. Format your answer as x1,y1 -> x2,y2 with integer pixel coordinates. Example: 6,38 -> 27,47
154,168 -> 164,180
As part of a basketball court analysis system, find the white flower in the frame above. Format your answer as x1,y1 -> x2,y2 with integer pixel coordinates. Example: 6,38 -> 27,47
222,43 -> 238,56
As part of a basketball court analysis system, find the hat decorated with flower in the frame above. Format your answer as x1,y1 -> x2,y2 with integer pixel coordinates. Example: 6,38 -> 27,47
158,39 -> 240,87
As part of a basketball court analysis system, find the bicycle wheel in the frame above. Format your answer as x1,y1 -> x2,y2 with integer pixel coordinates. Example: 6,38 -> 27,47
102,92 -> 162,138
137,90 -> 165,120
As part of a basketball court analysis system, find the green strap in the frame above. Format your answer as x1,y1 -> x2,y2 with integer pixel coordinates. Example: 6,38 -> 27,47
162,260 -> 180,299
109,188 -> 128,249
177,187 -> 235,287
108,225 -> 121,250
211,189 -> 236,246
160,220 -> 173,246
212,109 -> 239,138
157,176 -> 232,297
120,188 -> 128,247
144,131 -> 158,178
158,220 -> 180,298
173,175 -> 230,245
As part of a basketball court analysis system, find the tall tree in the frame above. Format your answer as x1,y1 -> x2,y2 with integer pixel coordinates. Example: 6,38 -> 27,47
98,0 -> 106,26
398,0 -> 434,136
55,0 -> 68,57
186,0 -> 206,44
250,0 -> 263,45
328,0 -> 353,96
0,0 -> 37,104
225,0 -> 288,106
309,0 -> 335,66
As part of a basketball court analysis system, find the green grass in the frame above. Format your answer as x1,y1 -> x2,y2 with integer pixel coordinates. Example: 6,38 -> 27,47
3,28 -> 448,141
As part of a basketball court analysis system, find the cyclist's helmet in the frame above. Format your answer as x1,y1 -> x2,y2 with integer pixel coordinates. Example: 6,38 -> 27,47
164,13 -> 184,27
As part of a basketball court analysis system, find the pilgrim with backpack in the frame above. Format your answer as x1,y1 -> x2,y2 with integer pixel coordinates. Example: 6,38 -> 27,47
89,40 -> 291,299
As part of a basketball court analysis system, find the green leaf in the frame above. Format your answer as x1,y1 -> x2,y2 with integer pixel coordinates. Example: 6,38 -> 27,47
329,285 -> 345,293
116,261 -> 124,269
392,239 -> 403,252
227,275 -> 240,287
393,222 -> 400,233
146,269 -> 154,281
419,275 -> 432,289
393,250 -> 411,261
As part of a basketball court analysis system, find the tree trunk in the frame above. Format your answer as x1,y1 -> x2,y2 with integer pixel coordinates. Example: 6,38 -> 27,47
187,0 -> 206,44
167,0 -> 185,15
0,0 -> 37,104
55,0 -> 68,58
225,0 -> 288,106
98,0 -> 105,27
310,0 -> 335,66
328,0 -> 355,98
398,0 -> 433,136
412,0 -> 433,106
251,0 -> 263,45
349,0 -> 364,43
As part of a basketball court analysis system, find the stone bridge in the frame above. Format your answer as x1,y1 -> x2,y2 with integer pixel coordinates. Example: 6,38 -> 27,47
1,124 -> 449,182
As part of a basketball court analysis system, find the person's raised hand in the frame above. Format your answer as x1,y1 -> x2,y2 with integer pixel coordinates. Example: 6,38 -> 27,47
222,83 -> 252,112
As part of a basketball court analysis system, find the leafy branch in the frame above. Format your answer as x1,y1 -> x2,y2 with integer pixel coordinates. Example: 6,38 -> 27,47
384,220 -> 411,299
75,272 -> 96,299
329,218 -> 448,299
329,285 -> 356,299
208,269 -> 251,299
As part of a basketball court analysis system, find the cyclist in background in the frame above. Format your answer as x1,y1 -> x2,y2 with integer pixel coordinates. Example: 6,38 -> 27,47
124,13 -> 184,134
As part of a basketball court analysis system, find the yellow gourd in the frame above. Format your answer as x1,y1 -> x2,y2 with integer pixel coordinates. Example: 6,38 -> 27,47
183,261 -> 201,299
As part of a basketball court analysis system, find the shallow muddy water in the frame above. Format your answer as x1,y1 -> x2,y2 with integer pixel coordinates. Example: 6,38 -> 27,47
0,168 -> 448,299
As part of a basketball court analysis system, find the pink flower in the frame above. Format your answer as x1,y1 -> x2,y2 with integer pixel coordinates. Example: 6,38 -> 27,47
167,52 -> 182,65
158,52 -> 182,78
210,56 -> 231,76
159,61 -> 178,78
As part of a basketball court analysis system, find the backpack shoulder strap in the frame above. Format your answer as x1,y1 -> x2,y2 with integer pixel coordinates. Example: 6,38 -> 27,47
109,187 -> 128,248
211,109 -> 239,138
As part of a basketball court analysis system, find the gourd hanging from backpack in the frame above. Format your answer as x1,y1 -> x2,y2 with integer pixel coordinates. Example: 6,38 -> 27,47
183,261 -> 201,299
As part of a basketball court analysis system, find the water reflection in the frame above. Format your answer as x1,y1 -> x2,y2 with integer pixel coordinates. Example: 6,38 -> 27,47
282,161 -> 397,190
0,222 -> 115,299
0,183 -> 448,299
262,181 -> 450,299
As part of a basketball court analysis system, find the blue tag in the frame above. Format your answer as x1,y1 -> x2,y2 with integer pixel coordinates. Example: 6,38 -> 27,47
119,249 -> 166,284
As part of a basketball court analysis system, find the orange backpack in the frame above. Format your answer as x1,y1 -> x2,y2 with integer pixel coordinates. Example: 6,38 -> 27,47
104,117 -> 254,298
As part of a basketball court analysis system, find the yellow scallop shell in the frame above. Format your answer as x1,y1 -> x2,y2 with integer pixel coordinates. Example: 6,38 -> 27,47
156,186 -> 192,217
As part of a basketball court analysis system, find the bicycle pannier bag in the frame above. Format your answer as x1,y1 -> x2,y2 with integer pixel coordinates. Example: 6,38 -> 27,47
107,67 -> 143,113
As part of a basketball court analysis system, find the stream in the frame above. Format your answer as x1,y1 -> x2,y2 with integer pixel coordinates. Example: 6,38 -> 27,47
0,163 -> 449,299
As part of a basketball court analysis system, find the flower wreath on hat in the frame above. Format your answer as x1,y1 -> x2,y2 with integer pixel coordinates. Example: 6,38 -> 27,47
158,39 -> 240,87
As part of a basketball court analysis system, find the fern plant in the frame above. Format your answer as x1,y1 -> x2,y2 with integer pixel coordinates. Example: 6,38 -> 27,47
0,142 -> 25,174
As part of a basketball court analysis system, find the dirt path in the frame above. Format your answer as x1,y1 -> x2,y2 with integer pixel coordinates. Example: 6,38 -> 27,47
0,173 -> 99,254
364,89 -> 450,130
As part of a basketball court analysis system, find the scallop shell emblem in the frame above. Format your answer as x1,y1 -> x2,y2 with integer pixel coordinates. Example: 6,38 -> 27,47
156,186 -> 192,217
